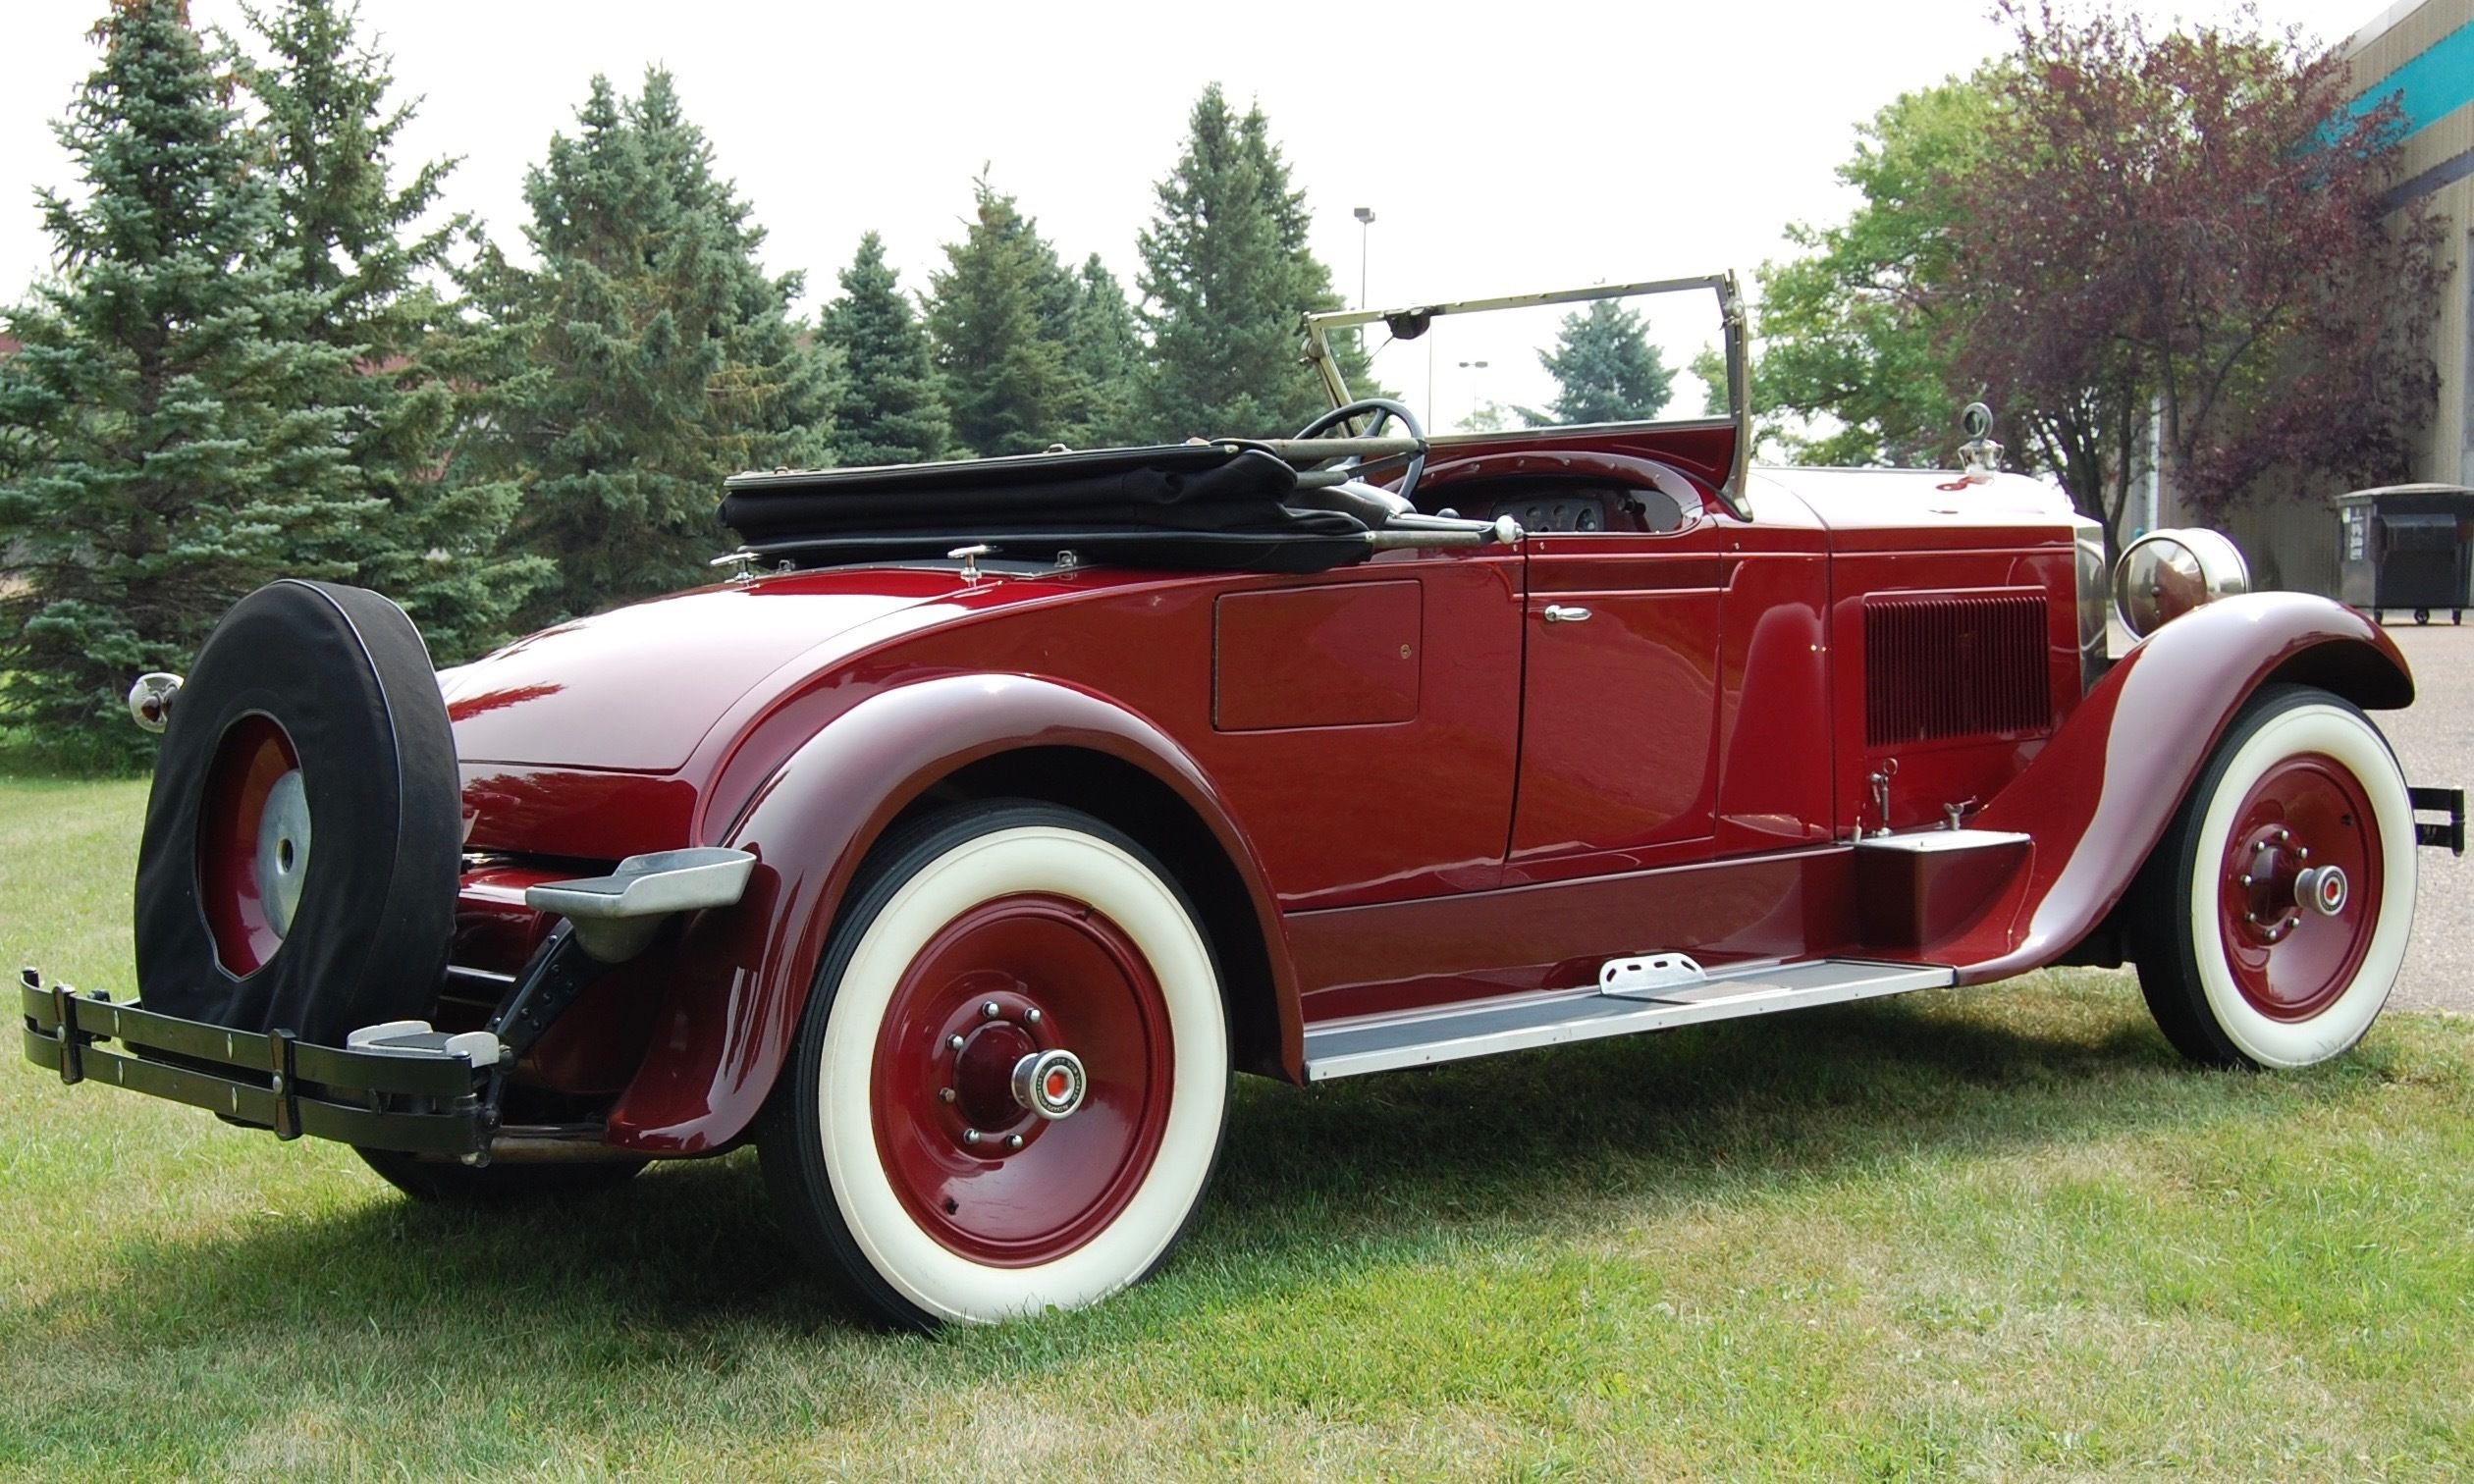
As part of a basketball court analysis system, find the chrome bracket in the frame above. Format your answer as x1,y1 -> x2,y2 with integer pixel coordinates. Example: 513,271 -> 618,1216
948,544 -> 994,585
1865,759 -> 1900,838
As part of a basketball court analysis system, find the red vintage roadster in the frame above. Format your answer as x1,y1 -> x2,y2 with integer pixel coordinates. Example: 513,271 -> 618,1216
22,278 -> 2465,1327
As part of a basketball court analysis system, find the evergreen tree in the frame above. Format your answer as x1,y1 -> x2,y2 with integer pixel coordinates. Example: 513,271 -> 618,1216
242,0 -> 545,659
1065,254 -> 1145,447
820,232 -> 950,466
926,179 -> 1085,456
462,69 -> 832,629
0,0 -> 360,763
1137,85 -> 1366,441
1523,299 -> 1674,427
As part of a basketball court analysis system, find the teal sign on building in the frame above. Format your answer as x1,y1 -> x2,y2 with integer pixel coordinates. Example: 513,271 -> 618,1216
2352,18 -> 2474,140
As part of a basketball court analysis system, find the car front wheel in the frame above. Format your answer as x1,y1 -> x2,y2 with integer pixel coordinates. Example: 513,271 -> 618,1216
2134,685 -> 2417,1069
761,801 -> 1230,1327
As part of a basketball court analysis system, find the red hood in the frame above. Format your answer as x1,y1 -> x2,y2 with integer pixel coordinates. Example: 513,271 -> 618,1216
445,575 -> 958,771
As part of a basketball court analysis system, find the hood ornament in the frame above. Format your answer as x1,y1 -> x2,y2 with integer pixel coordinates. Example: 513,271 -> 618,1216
1958,402 -> 2003,484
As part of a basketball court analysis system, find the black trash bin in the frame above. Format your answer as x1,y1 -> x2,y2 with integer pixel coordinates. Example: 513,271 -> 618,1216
2331,484 -> 2474,625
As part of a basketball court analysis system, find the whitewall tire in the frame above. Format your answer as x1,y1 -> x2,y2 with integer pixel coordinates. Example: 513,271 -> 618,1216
762,801 -> 1229,1327
2134,686 -> 2415,1069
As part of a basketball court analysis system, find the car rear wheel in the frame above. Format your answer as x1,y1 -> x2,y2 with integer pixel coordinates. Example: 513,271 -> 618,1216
760,801 -> 1230,1328
2133,685 -> 2416,1069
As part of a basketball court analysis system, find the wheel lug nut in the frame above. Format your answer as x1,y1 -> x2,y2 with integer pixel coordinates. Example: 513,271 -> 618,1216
1024,1007 -> 1042,1025
962,1129 -> 981,1145
2238,874 -> 2253,887
939,1086 -> 955,1103
947,1034 -> 965,1052
1005,1134 -> 1024,1150
981,1001 -> 1000,1019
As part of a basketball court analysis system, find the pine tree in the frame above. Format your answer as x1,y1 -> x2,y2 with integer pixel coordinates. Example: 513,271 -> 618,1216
925,180 -> 1086,456
463,69 -> 832,629
0,0 -> 361,763
1066,254 -> 1144,447
820,232 -> 950,466
1524,299 -> 1674,427
242,0 -> 545,660
1137,85 -> 1365,442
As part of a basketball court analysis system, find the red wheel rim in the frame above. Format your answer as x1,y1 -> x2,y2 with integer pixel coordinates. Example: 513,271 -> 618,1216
871,893 -> 1174,1266
196,715 -> 301,977
2215,752 -> 2384,1022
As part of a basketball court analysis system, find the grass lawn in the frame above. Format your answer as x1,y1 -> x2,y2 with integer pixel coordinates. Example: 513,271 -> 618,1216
4,774 -> 2472,1479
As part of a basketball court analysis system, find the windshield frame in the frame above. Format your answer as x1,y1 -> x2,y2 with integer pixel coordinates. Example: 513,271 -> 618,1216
1301,273 -> 1751,520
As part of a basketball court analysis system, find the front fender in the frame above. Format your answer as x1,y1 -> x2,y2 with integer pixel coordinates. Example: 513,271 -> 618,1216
602,672 -> 1292,1154
1957,593 -> 2411,981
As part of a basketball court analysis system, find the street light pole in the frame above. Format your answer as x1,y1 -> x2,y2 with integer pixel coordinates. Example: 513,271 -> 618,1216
1352,206 -> 1375,309
1457,359 -> 1489,431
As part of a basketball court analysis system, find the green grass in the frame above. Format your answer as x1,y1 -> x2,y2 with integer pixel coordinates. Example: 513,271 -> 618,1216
4,775 -> 2472,1479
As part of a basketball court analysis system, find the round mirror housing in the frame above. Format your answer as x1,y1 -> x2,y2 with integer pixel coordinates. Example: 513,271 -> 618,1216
2114,528 -> 2249,639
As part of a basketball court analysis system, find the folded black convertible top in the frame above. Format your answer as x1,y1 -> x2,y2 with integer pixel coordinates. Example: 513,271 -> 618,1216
717,444 -> 1373,574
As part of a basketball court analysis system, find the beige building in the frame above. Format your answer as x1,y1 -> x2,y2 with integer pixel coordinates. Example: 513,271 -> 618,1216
2354,0 -> 2474,485
2220,0 -> 2473,593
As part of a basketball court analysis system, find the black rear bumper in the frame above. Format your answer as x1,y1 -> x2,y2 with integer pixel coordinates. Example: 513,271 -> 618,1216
19,968 -> 492,1158
2413,786 -> 2466,855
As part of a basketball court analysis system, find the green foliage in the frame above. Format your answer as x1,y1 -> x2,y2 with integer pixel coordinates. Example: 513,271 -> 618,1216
1065,254 -> 1146,447
1458,399 -> 1514,435
1522,298 -> 1674,427
242,0 -> 546,661
820,231 -> 950,467
1136,85 -> 1362,441
1745,79 -> 1986,468
460,70 -> 832,630
1687,344 -> 1729,419
0,0 -> 364,764
925,180 -> 1088,456
1947,6 -> 2438,532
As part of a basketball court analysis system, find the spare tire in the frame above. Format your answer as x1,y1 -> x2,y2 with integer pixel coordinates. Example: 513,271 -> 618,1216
134,580 -> 461,1045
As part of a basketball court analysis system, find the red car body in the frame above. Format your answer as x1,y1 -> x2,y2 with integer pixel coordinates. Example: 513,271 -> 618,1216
27,277 -> 2450,1327
435,417 -> 2410,1156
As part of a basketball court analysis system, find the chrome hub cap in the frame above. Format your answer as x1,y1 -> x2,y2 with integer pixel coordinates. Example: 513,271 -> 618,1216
1011,1047 -> 1088,1120
253,768 -> 310,939
2294,864 -> 2347,918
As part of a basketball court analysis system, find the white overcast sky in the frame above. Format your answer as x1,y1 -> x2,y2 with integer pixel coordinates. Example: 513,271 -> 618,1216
0,0 -> 2385,422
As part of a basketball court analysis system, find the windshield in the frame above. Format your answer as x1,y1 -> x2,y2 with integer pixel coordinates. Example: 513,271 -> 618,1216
1304,275 -> 1748,510
1308,277 -> 1739,432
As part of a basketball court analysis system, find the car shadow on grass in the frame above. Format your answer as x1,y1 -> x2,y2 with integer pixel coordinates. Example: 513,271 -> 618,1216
22,978 -> 2378,1358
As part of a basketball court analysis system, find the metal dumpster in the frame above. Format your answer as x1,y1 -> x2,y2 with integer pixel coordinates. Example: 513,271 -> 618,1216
2331,483 -> 2474,624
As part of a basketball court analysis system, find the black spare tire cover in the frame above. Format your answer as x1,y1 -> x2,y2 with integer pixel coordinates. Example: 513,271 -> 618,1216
135,580 -> 461,1044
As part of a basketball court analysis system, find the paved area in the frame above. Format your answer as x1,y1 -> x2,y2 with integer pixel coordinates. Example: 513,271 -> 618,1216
2375,622 -> 2471,1015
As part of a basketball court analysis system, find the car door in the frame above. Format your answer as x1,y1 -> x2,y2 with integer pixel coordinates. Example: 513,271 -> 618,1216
1506,488 -> 1729,885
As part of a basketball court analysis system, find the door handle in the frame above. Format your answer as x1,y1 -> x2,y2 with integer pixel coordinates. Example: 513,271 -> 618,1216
1542,605 -> 1592,624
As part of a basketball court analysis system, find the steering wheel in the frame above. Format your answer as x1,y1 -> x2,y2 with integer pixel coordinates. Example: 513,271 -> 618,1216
1294,398 -> 1427,504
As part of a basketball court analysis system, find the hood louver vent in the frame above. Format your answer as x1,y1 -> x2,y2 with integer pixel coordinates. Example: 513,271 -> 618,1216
1864,593 -> 2051,748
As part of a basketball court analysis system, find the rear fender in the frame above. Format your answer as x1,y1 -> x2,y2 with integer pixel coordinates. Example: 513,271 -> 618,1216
1956,593 -> 2411,980
602,673 -> 1294,1154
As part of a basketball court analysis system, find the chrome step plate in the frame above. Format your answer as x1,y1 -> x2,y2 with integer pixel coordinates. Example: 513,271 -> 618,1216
1301,959 -> 1955,1082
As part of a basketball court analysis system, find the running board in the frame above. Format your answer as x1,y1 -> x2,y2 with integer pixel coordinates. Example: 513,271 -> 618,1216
1301,959 -> 1956,1082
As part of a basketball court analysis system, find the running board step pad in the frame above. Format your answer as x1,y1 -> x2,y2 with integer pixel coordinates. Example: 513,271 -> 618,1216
1301,959 -> 1955,1081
